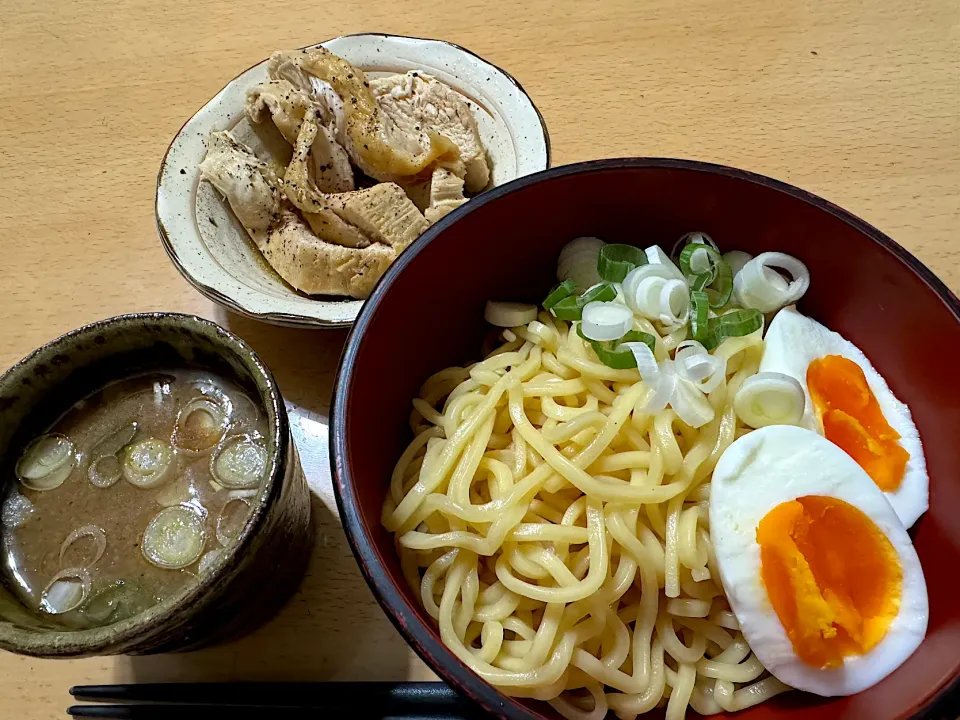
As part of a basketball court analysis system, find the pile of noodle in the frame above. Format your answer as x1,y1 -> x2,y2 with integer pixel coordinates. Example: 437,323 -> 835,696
382,311 -> 791,719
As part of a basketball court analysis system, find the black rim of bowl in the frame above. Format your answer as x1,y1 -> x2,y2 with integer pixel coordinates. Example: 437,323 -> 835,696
331,157 -> 960,720
0,312 -> 288,656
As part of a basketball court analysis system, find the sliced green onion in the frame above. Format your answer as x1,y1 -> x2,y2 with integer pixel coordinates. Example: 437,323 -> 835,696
672,231 -> 718,259
581,282 -> 618,304
549,282 -> 617,321
17,434 -> 77,491
681,244 -> 733,309
690,291 -> 710,341
733,372 -> 805,428
91,422 -> 139,460
172,397 -> 227,455
597,244 -> 647,282
577,325 -> 656,369
211,435 -> 267,489
551,295 -> 582,321
40,567 -> 91,615
705,259 -> 733,308
198,550 -> 223,575
679,243 -> 721,279
59,525 -> 107,568
558,237 -> 605,292
122,439 -> 175,489
690,271 -> 712,292
141,505 -> 205,569
216,497 -> 253,547
79,579 -> 160,626
703,309 -> 764,350
485,301 -> 538,327
543,280 -> 576,310
581,302 -> 633,341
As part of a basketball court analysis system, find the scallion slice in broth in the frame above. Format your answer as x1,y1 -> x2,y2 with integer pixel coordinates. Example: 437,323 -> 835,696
59,525 -> 107,568
79,580 -> 160,626
211,435 -> 267,489
216,497 -> 252,547
16,434 -> 77,491
198,549 -> 223,575
88,456 -> 122,488
141,506 -> 205,570
90,421 -> 139,459
40,567 -> 91,614
172,397 -> 227,455
122,439 -> 175,488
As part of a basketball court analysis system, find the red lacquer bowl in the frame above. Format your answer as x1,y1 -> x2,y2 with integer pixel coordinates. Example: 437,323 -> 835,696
331,159 -> 960,720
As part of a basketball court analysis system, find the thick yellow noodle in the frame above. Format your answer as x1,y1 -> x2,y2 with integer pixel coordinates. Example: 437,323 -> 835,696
383,313 -> 791,719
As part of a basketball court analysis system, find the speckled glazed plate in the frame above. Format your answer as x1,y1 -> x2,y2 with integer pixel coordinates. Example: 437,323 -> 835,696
156,33 -> 551,328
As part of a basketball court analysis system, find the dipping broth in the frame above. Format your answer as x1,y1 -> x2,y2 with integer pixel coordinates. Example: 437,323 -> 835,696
0,370 -> 268,629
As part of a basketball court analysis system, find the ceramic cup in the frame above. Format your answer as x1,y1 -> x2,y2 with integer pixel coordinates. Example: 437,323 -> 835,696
0,313 -> 313,657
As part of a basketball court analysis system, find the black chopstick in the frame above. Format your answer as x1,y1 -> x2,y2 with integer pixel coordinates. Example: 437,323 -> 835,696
67,706 -> 477,720
69,682 -> 490,719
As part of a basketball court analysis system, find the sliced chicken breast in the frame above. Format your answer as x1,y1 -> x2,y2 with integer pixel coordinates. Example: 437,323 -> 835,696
246,79 -> 354,193
270,49 -> 460,181
198,131 -> 282,243
262,210 -> 394,298
423,166 -> 468,222
284,113 -> 429,252
371,72 -> 490,192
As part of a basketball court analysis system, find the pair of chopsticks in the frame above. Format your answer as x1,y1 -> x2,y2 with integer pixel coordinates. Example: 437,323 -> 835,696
69,682 -> 491,719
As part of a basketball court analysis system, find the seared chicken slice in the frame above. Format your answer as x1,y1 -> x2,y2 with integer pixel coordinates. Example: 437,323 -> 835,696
284,114 -> 430,252
270,48 -> 460,181
424,166 -> 468,222
267,51 -> 345,134
371,72 -> 490,193
198,131 -> 282,244
198,132 -> 390,299
246,79 -> 354,193
308,123 -> 355,193
262,210 -> 394,298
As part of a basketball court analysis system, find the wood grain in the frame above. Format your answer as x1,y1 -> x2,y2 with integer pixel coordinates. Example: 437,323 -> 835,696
0,0 -> 957,716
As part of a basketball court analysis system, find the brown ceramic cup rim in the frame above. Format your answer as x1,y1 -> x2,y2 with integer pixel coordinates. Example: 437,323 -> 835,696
0,312 -> 288,656
331,158 -> 960,720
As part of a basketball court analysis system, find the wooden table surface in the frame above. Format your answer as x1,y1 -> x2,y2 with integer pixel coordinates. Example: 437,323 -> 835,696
0,0 -> 958,716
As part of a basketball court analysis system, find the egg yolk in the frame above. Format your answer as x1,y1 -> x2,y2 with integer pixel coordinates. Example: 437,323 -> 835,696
757,495 -> 902,669
807,355 -> 909,492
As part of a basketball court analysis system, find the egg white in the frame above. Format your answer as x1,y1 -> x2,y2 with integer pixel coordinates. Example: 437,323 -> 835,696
710,425 -> 929,697
759,305 -> 929,528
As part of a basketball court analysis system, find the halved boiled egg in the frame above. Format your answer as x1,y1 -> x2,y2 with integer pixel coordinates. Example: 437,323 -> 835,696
710,425 -> 928,696
759,306 -> 928,527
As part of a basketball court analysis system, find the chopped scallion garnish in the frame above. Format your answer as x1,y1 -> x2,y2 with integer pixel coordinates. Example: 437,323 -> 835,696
597,244 -> 647,283
705,259 -> 733,308
679,243 -> 720,279
690,290 -> 710,341
551,282 -> 618,321
577,325 -> 656,369
551,296 -> 582,321
543,279 -> 576,311
703,309 -> 763,350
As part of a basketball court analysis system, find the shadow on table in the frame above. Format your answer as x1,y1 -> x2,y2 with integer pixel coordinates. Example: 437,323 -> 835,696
118,311 -> 423,684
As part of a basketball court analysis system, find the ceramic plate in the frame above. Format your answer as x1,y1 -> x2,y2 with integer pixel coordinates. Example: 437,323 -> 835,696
156,33 -> 551,328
